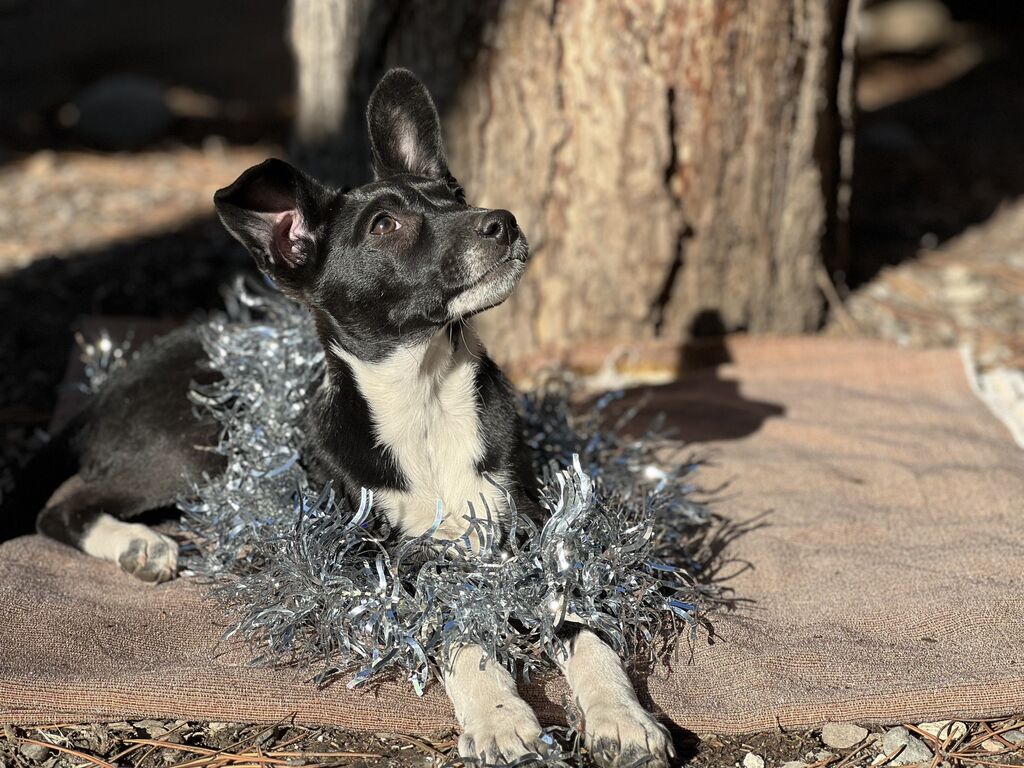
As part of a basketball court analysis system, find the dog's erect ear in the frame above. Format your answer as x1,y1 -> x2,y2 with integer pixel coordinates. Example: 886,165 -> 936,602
367,68 -> 448,180
214,159 -> 332,286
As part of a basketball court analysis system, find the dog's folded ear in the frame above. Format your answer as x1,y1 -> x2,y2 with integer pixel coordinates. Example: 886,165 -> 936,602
214,158 -> 332,288
367,68 -> 449,180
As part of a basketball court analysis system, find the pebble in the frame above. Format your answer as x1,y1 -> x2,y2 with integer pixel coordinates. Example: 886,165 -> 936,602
980,739 -> 1003,752
134,719 -> 169,737
1004,729 -> 1024,744
881,726 -> 934,766
917,720 -> 967,742
821,722 -> 869,749
780,762 -> 808,768
18,743 -> 51,762
69,74 -> 172,150
742,752 -> 765,768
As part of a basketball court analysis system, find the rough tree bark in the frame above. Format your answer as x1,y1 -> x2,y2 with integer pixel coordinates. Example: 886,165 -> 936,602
291,0 -> 850,373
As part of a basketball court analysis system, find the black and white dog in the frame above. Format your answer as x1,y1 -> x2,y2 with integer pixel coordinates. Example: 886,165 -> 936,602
13,69 -> 673,767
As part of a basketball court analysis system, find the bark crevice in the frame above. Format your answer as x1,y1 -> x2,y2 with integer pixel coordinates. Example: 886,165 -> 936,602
650,85 -> 690,337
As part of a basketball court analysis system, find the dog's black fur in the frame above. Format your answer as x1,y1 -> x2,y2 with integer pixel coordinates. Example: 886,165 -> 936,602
14,331 -> 223,549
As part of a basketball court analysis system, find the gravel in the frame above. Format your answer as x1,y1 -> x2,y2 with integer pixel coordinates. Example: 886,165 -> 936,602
4,717 -> 1023,768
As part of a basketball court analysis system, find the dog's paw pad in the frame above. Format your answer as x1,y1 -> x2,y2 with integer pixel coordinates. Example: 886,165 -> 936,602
585,704 -> 674,768
116,528 -> 178,583
459,700 -> 549,764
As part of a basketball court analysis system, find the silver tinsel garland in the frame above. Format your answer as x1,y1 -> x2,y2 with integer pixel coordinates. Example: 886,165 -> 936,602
80,283 -> 714,696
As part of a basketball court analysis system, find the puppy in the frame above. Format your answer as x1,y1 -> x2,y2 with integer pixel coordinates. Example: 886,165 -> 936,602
12,69 -> 673,767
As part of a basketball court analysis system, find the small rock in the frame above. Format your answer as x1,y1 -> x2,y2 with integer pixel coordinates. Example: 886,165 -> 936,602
980,739 -> 1002,752
1004,729 -> 1024,744
19,743 -> 51,762
918,720 -> 967,742
134,719 -> 169,737
882,726 -> 933,766
68,74 -> 171,150
780,762 -> 808,768
742,752 -> 765,768
822,722 -> 869,749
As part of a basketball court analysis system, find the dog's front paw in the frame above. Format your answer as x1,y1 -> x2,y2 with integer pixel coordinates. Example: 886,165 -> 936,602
584,703 -> 674,768
116,526 -> 179,583
459,698 -> 549,765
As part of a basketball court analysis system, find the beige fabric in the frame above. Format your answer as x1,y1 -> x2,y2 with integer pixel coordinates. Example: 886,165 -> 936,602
1,337 -> 1022,733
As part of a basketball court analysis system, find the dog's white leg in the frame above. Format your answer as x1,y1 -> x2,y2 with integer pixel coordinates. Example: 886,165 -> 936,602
444,644 -> 548,763
557,628 -> 674,768
81,513 -> 179,583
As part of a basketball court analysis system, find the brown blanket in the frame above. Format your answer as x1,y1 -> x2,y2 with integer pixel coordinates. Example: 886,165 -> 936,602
1,337 -> 1021,733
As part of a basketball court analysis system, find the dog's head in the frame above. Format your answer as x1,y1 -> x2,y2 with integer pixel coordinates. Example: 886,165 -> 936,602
215,68 -> 529,360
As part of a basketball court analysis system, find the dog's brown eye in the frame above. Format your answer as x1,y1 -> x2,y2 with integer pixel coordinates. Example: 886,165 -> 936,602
370,214 -> 400,235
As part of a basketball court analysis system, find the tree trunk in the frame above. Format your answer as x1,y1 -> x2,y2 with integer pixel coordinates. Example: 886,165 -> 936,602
292,0 -> 850,373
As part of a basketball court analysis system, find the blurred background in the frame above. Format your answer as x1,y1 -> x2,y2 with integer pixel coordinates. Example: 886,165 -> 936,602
2,0 -> 1023,487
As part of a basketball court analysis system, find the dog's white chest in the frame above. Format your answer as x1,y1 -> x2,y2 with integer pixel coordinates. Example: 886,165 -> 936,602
333,331 -> 509,540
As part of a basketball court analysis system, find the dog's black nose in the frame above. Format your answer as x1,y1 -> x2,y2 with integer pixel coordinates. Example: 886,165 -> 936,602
477,209 -> 519,246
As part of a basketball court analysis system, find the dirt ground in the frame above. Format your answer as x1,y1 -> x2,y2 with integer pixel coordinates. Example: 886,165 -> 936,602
1,716 -> 1023,768
2,2 -> 1023,767
829,14 -> 1024,370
